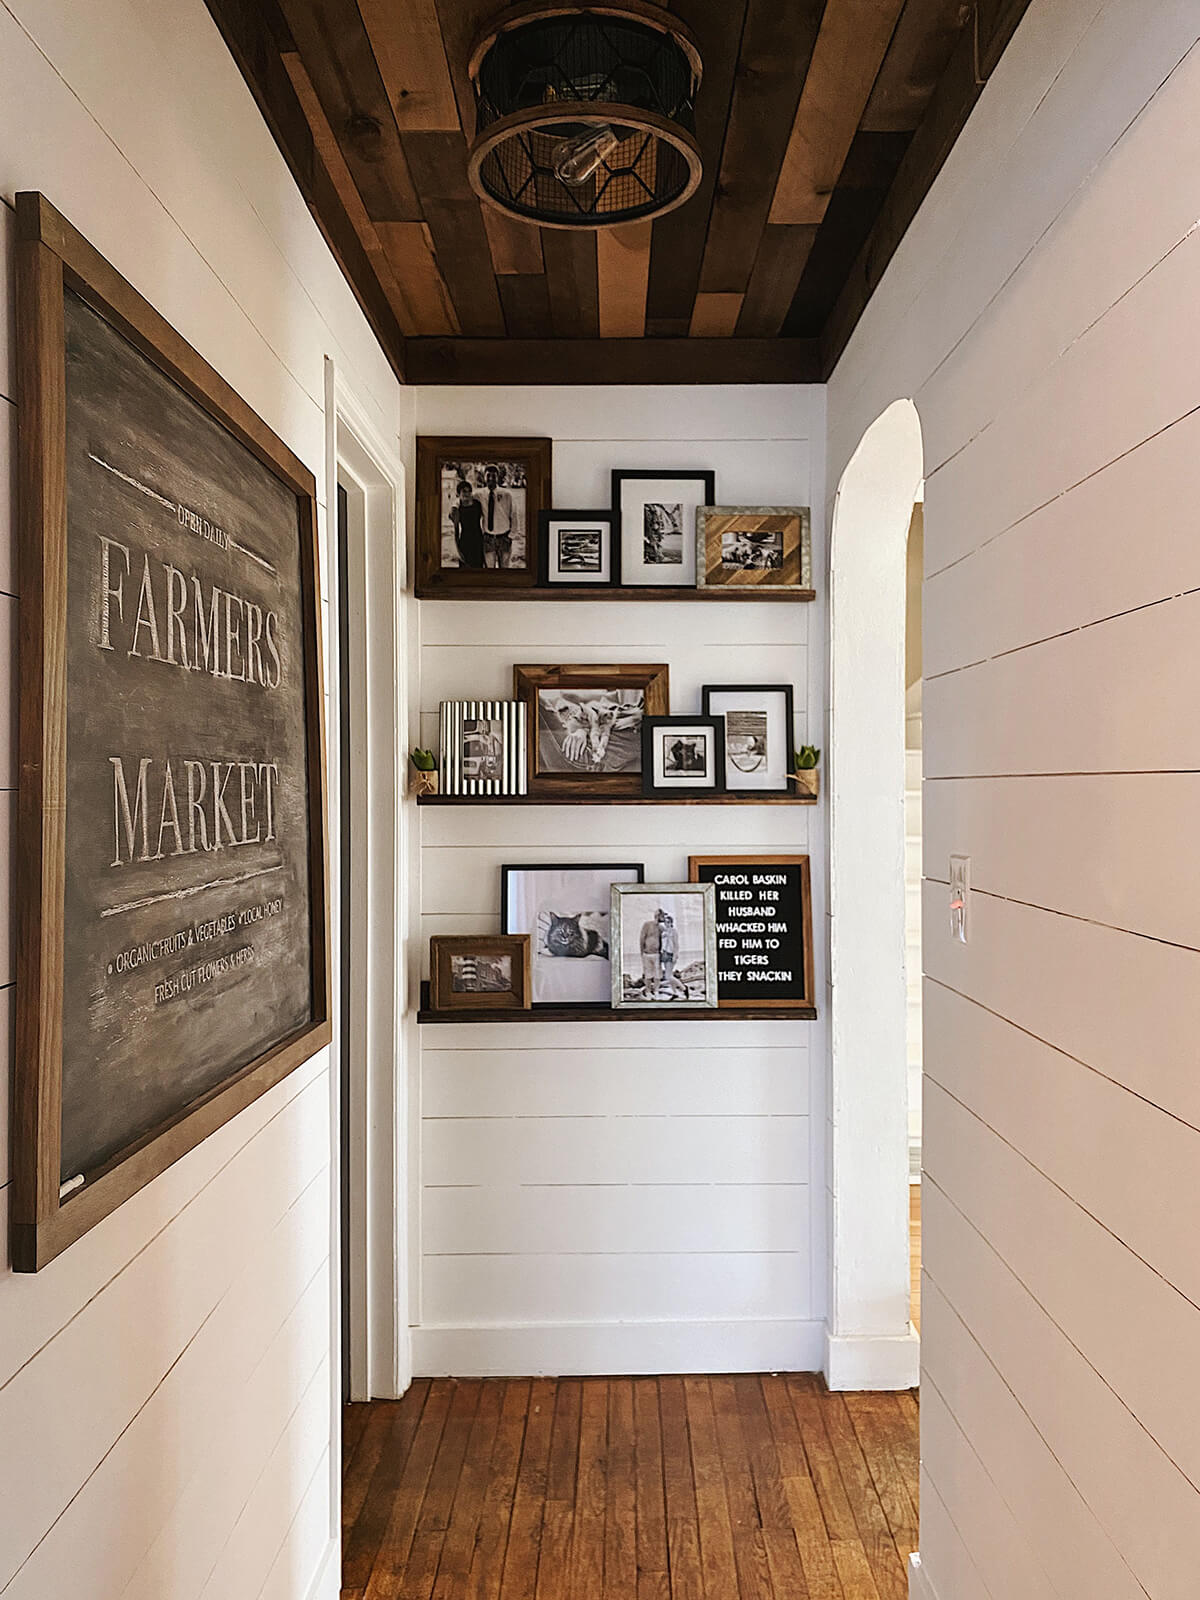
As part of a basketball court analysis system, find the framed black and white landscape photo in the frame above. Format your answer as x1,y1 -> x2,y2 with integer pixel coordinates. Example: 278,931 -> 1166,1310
538,508 -> 618,586
513,663 -> 669,797
611,883 -> 718,1009
429,935 -> 532,1012
641,716 -> 726,797
612,469 -> 716,588
702,685 -> 796,794
502,863 -> 644,1006
415,436 -> 552,595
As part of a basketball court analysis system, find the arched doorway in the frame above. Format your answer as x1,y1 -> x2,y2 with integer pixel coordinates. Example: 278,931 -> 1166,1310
826,399 -> 924,1389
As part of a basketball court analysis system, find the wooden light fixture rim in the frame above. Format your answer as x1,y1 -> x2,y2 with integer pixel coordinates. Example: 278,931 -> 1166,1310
468,0 -> 704,88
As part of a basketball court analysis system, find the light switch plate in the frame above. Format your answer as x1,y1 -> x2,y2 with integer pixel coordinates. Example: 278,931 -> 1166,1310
949,854 -> 970,943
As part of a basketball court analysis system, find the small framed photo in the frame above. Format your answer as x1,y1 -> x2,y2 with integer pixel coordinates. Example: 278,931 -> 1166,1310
502,863 -> 645,1006
697,506 -> 812,592
439,700 -> 528,795
690,855 -> 815,1011
415,436 -> 552,595
514,663 -> 669,798
702,684 -> 795,795
641,716 -> 726,797
611,883 -> 719,1009
430,935 -> 532,1011
538,508 -> 618,586
612,469 -> 716,588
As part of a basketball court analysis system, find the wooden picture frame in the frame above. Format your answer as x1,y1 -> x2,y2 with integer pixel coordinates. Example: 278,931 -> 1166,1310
688,855 -> 815,1011
612,469 -> 716,588
12,193 -> 331,1271
696,506 -> 813,593
640,716 -> 727,797
537,507 -> 619,587
513,663 -> 670,798
429,935 -> 532,1011
415,435 -> 552,596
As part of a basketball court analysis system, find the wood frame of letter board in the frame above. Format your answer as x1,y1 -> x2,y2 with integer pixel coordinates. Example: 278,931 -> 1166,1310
688,855 -> 814,1011
11,192 -> 331,1271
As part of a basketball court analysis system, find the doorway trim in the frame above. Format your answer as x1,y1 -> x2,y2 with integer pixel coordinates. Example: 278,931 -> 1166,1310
826,397 -> 923,1390
324,359 -> 412,1407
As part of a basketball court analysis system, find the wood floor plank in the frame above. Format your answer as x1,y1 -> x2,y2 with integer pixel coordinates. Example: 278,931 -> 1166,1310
344,1377 -> 916,1600
428,1382 -> 506,1600
568,1380 -> 609,1600
500,1377 -> 557,1600
683,1379 -> 739,1600
822,1397 -> 907,1600
633,1378 -> 669,1579
710,1377 -> 762,1537
468,1379 -> 533,1600
361,1381 -> 455,1597
345,1384 -> 438,1592
658,1378 -> 705,1600
605,1379 -> 637,1598
345,1400 -> 373,1463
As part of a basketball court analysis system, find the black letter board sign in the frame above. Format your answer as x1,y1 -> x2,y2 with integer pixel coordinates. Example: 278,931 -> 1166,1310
12,194 -> 329,1269
688,855 -> 814,1010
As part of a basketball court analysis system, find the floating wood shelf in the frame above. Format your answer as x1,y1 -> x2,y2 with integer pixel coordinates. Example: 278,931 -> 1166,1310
417,986 -> 816,1024
415,585 -> 816,603
417,792 -> 816,807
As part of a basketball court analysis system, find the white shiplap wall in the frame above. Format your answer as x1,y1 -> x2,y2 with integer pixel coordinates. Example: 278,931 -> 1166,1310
0,0 -> 402,1595
407,386 -> 827,1376
829,1 -> 1200,1595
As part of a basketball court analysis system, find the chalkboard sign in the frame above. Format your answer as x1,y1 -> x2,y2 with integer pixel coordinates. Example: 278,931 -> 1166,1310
12,194 -> 329,1270
688,855 -> 814,1010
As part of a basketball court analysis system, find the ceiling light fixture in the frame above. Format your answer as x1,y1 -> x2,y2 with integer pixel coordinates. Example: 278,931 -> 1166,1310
467,2 -> 704,230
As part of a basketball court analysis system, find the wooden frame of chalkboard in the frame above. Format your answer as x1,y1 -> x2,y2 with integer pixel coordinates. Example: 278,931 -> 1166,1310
11,193 -> 331,1271
688,855 -> 814,1011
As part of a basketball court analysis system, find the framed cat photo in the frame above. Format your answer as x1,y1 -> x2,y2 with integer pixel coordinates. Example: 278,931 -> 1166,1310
502,863 -> 645,1007
513,662 -> 669,798
415,436 -> 552,596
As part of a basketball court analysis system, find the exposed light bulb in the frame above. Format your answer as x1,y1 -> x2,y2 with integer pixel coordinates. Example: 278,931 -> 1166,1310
552,124 -> 620,186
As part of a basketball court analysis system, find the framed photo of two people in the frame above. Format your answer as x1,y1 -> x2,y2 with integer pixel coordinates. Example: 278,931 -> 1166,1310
415,436 -> 553,595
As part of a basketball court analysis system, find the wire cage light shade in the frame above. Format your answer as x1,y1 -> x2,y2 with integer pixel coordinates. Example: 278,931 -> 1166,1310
467,2 -> 704,230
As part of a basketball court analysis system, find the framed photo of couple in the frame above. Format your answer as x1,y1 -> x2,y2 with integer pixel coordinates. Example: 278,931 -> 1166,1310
415,436 -> 552,595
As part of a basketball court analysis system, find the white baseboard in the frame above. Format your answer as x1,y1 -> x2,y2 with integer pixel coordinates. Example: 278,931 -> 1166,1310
413,1319 -> 825,1377
908,1552 -> 936,1599
824,1328 -> 920,1391
305,1539 -> 339,1600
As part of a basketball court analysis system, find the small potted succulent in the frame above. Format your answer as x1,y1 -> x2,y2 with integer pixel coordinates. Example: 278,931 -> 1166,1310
410,747 -> 438,797
789,745 -> 820,800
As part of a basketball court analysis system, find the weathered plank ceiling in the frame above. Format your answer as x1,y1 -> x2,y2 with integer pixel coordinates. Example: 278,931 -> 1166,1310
205,0 -> 1034,383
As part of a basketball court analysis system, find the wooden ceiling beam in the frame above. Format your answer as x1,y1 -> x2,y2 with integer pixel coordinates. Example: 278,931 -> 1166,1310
357,0 -> 460,130
274,0 -> 423,220
645,0 -> 750,331
697,0 -> 823,296
201,0 -> 407,380
542,231 -> 600,339
689,293 -> 744,338
820,0 -> 1037,374
861,0 -> 973,134
736,224 -> 820,338
769,0 -> 908,227
401,131 -> 506,335
374,222 -> 460,336
406,337 -> 821,386
597,223 -> 654,338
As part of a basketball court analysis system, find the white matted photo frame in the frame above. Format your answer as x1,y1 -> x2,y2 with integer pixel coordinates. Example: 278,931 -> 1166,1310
538,508 -> 619,586
501,862 -> 645,1006
701,684 -> 796,794
612,469 -> 716,588
696,506 -> 813,593
640,716 -> 726,797
611,882 -> 719,1009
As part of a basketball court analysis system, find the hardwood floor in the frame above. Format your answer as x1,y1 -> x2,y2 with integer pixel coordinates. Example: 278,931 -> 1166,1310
342,1374 -> 919,1598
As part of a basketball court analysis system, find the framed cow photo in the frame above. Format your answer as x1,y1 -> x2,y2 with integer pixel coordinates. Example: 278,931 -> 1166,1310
513,663 -> 670,798
12,194 -> 329,1270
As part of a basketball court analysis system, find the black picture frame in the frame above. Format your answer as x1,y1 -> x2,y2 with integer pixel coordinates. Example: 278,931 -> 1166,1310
501,862 -> 645,1008
611,468 -> 717,588
641,716 -> 727,797
537,507 -> 620,587
702,683 -> 796,795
